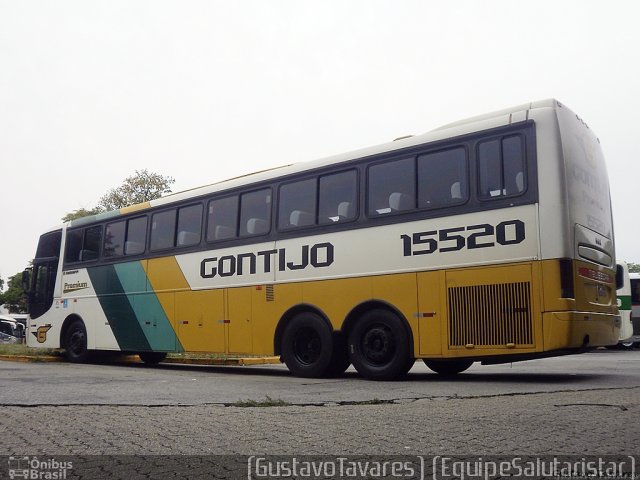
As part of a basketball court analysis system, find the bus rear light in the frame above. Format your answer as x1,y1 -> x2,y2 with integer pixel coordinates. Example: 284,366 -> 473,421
578,267 -> 612,284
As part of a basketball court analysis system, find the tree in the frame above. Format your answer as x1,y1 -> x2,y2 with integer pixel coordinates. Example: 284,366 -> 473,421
0,272 -> 27,313
61,207 -> 104,223
98,169 -> 175,211
61,170 -> 175,221
628,263 -> 640,273
0,275 -> 4,293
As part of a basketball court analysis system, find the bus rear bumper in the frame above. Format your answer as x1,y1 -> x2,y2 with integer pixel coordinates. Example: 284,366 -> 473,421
543,311 -> 621,350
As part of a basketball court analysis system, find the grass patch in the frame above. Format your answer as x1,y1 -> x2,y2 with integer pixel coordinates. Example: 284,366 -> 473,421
231,395 -> 291,408
0,344 -> 63,357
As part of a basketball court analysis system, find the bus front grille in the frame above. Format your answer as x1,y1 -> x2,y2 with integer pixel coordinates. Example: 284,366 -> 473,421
448,282 -> 533,348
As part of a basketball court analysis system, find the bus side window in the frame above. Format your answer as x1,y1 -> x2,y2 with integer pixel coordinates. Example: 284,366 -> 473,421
240,188 -> 271,237
207,196 -> 238,242
368,157 -> 415,216
176,204 -> 203,247
319,170 -> 357,223
150,210 -> 176,251
124,216 -> 147,255
64,229 -> 84,263
503,136 -> 525,195
418,147 -> 467,208
80,225 -> 102,261
104,221 -> 126,257
478,136 -> 525,199
278,179 -> 316,230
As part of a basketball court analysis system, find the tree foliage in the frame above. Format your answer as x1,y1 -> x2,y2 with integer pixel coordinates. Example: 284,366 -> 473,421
61,207 -> 104,223
98,169 -> 175,211
0,272 -> 26,313
61,170 -> 175,221
628,262 -> 640,273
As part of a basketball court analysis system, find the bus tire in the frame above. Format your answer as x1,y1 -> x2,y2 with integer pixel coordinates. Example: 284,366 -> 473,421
325,333 -> 351,377
348,309 -> 412,380
139,352 -> 167,365
424,359 -> 473,376
64,319 -> 91,363
281,313 -> 334,378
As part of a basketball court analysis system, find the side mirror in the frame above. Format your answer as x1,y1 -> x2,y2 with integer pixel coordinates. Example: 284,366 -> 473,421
22,268 -> 31,294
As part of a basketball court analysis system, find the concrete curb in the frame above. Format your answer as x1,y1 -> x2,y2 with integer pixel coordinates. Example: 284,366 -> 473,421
163,356 -> 281,366
0,354 -> 281,366
0,354 -> 63,363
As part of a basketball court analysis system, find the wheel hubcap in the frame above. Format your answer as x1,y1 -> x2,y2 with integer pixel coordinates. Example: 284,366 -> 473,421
69,329 -> 85,355
293,327 -> 321,365
362,325 -> 394,364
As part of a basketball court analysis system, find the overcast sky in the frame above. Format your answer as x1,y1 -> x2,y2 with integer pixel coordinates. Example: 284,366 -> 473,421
1,0 -> 639,282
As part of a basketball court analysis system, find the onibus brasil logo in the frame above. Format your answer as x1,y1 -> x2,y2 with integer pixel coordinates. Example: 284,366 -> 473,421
8,456 -> 73,479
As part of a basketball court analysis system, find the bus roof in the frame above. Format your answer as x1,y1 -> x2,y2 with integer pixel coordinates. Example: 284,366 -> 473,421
65,98 -> 561,230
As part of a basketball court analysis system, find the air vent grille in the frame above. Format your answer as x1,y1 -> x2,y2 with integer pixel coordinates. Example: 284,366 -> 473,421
448,282 -> 533,347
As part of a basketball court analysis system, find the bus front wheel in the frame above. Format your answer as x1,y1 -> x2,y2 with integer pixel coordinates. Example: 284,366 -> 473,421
348,309 -> 413,380
281,313 -> 334,378
424,359 -> 473,376
64,320 -> 91,363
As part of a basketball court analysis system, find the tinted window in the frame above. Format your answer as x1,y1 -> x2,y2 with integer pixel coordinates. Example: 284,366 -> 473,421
632,279 -> 640,304
176,204 -> 203,247
418,147 -> 467,209
319,170 -> 357,224
36,230 -> 62,259
502,136 -> 525,195
240,189 -> 271,236
125,217 -> 147,255
82,225 -> 102,260
368,157 -> 415,215
150,210 -> 176,251
104,221 -> 125,257
207,196 -> 238,242
279,179 -> 316,230
64,230 -> 84,263
478,136 -> 525,199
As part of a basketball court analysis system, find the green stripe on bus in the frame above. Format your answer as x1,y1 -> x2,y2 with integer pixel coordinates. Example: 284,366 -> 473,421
114,262 -> 184,352
619,295 -> 631,311
87,264 -> 151,352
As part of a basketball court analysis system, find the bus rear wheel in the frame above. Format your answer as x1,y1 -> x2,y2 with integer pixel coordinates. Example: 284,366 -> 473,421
64,319 -> 91,363
139,352 -> 167,365
348,309 -> 413,380
424,359 -> 473,376
281,313 -> 334,378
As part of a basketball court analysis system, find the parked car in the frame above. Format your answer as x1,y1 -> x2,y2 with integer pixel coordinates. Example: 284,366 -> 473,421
0,331 -> 20,344
0,316 -> 25,340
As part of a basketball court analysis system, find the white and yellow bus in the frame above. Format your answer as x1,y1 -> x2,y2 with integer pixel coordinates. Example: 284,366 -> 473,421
24,99 -> 620,380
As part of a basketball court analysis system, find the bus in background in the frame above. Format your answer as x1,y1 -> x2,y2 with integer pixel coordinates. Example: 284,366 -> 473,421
631,272 -> 640,347
23,99 -> 620,380
614,262 -> 634,348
